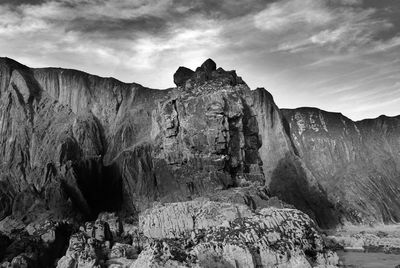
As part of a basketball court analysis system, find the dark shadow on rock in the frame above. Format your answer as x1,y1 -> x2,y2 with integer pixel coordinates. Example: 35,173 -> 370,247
0,223 -> 73,268
0,233 -> 11,261
269,154 -> 340,229
280,115 -> 299,157
62,158 -> 122,220
0,180 -> 14,221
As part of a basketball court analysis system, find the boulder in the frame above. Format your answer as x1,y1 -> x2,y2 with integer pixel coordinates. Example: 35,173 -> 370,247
173,67 -> 194,87
137,200 -> 338,267
200,58 -> 217,74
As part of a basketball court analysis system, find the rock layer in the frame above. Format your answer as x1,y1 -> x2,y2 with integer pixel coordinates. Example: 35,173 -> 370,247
135,200 -> 338,267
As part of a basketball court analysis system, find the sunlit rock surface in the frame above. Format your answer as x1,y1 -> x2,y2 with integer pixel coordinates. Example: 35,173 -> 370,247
135,200 -> 338,267
282,108 -> 400,224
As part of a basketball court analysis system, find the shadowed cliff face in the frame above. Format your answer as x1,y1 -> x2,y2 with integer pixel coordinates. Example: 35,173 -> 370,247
0,57 -> 399,229
0,58 -> 150,220
251,90 -> 339,228
282,108 -> 400,224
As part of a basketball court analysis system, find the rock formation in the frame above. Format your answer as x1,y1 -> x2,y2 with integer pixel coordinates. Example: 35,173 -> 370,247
282,108 -> 400,224
0,56 -> 399,267
55,200 -> 338,267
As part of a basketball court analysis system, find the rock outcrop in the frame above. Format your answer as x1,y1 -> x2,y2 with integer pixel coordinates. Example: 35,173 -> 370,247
134,200 -> 338,267
55,200 -> 338,267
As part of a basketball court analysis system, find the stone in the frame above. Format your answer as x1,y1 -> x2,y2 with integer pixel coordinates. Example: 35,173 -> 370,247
10,255 -> 31,268
56,256 -> 76,268
136,201 -> 337,267
98,212 -> 122,238
110,243 -> 137,259
173,67 -> 194,87
57,232 -> 103,268
200,58 -> 216,74
139,199 -> 253,239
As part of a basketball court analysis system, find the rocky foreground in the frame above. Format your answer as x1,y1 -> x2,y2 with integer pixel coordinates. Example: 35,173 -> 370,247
0,199 -> 338,267
0,57 -> 399,267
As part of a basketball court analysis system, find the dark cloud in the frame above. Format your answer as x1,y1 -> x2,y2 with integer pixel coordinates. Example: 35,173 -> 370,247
171,0 -> 273,19
64,16 -> 169,38
53,0 -> 275,38
3,0 -> 47,5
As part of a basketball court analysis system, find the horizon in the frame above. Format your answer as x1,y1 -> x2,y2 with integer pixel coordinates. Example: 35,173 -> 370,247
2,55 -> 398,122
1,0 -> 399,120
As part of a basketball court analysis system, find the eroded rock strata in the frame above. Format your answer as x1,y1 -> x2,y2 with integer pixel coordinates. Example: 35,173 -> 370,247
282,108 -> 400,224
0,57 -> 399,267
54,201 -> 338,268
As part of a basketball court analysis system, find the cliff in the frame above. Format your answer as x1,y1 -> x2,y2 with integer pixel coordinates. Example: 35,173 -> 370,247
0,57 -> 399,230
282,108 -> 400,224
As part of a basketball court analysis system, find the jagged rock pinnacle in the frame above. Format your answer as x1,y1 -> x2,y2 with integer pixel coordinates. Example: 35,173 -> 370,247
173,66 -> 194,87
200,58 -> 217,73
173,58 -> 245,88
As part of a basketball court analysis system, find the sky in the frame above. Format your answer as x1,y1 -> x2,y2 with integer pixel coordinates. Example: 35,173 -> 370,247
0,0 -> 399,120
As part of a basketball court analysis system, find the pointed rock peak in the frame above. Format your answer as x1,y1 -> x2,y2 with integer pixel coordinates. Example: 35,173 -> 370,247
200,58 -> 217,73
173,66 -> 194,87
172,58 -> 245,89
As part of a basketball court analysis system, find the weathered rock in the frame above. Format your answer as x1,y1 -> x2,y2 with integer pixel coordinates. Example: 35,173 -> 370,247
0,57 -> 337,229
282,108 -> 400,224
0,55 -> 399,247
9,255 -> 32,268
98,212 -> 122,239
130,241 -> 200,268
0,216 -> 24,237
110,243 -> 137,259
57,232 -> 104,268
0,219 -> 72,268
116,59 -> 264,214
252,89 -> 340,228
57,213 -> 139,268
173,67 -> 194,87
136,201 -> 338,267
140,199 -> 253,239
200,58 -> 217,74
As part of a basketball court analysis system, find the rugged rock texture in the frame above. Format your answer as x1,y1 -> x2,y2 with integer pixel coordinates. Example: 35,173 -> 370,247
282,108 -> 400,224
116,58 -> 266,215
54,201 -> 338,267
1,56 -> 399,227
56,212 -> 139,268
252,90 -> 338,228
0,219 -> 72,268
135,200 -> 338,267
0,56 -> 399,266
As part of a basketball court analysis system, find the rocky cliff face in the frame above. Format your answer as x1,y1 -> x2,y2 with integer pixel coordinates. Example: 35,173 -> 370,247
1,57 -> 398,226
282,108 -> 400,224
0,56 -> 399,266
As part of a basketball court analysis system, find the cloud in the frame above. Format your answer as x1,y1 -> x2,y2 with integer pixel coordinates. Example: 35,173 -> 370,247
0,0 -> 399,120
254,0 -> 334,32
253,0 -> 395,54
337,0 -> 363,6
